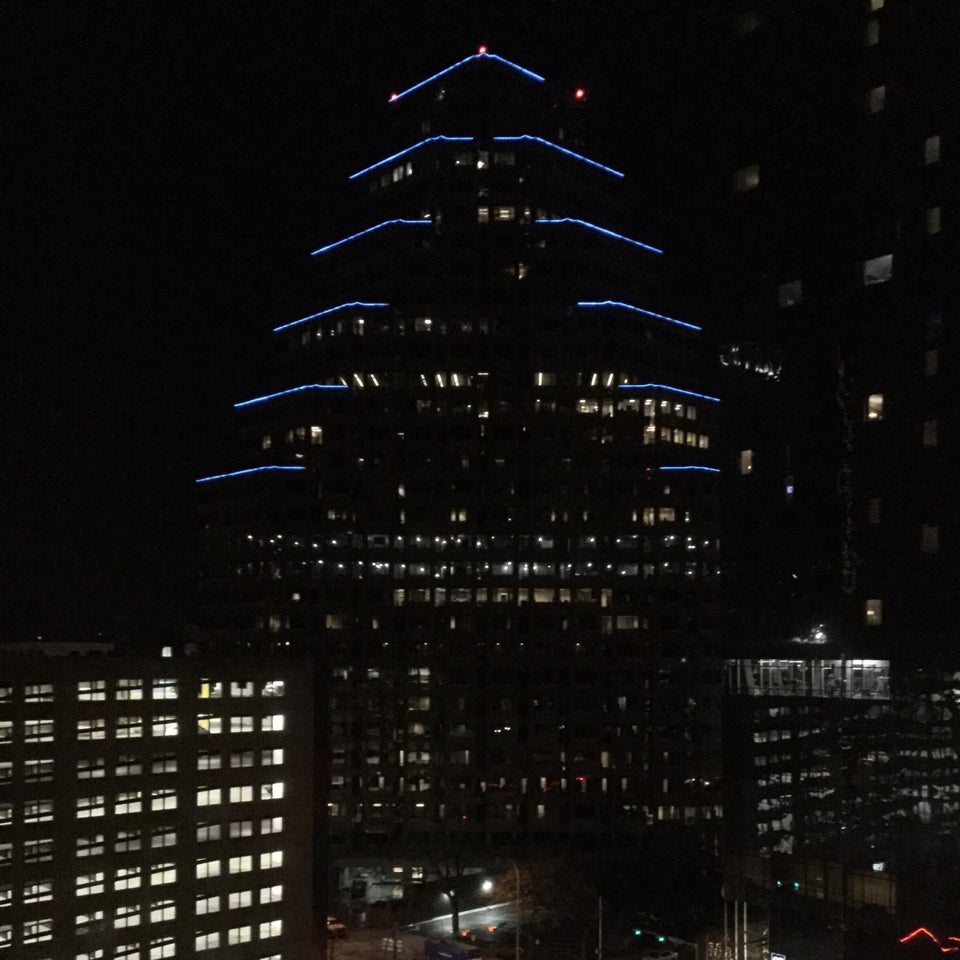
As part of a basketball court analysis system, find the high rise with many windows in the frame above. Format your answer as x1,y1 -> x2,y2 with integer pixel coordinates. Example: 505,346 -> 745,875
647,1 -> 960,953
197,49 -> 722,869
0,645 -> 313,959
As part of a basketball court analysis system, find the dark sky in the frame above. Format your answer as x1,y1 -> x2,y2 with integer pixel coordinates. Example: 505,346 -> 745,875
6,1 -> 706,644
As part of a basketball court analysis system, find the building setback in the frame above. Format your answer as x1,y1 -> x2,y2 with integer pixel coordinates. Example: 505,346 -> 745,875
0,647 -> 314,959
197,49 -> 723,868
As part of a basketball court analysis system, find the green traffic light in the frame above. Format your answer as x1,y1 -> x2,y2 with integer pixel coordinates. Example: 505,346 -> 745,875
633,930 -> 642,937
657,936 -> 666,943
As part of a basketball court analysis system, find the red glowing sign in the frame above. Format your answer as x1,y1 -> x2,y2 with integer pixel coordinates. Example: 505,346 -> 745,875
900,928 -> 960,953
575,87 -> 586,100
478,45 -> 488,55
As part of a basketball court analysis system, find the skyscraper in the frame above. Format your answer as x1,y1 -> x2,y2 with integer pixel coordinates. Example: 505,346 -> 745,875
198,49 -> 721,882
654,2 -> 960,952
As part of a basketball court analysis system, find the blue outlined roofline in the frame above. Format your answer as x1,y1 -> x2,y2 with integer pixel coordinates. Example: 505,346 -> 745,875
389,51 -> 545,104
196,466 -> 307,484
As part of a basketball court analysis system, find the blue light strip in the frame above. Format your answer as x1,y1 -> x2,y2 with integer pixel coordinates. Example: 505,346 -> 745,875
389,52 -> 545,103
273,302 -> 390,333
659,466 -> 721,474
234,384 -> 348,409
618,383 -> 721,402
577,300 -> 700,332
493,136 -> 624,178
348,136 -> 474,181
196,466 -> 307,484
535,218 -> 663,255
310,219 -> 430,257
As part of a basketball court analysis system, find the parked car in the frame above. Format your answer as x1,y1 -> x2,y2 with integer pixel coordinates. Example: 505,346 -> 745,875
327,917 -> 348,938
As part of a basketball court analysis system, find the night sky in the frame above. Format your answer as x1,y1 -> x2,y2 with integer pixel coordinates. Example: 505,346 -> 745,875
6,1 -> 709,645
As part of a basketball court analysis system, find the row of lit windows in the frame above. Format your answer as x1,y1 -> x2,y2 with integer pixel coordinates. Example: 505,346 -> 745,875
0,679 -> 285,704
0,714 -> 285,745
241,529 -> 691,553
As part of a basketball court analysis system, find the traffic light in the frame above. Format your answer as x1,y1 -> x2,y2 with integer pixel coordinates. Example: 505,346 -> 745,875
633,929 -> 643,937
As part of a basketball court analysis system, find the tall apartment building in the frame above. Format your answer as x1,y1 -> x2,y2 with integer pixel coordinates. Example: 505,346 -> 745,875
647,1 -> 960,954
0,646 -> 314,959
197,48 -> 723,876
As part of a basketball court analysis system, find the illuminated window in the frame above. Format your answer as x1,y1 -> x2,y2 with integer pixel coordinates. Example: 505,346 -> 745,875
195,894 -> 220,915
25,759 -> 54,783
23,880 -> 53,903
231,750 -> 254,768
865,598 -> 883,625
0,845 -> 11,867
114,866 -> 141,891
149,900 -> 175,923
152,679 -> 178,700
22,918 -> 53,944
733,163 -> 759,192
230,680 -> 254,698
152,716 -> 179,737
867,84 -> 885,113
259,884 -> 283,904
777,280 -> 801,308
116,716 -> 143,738
870,0 -> 884,9
77,680 -> 106,701
230,716 -> 254,733
260,919 -> 283,939
923,420 -> 939,447
114,791 -> 142,815
197,750 -> 221,771
151,864 -> 176,886
229,819 -> 253,838
925,135 -> 941,164
77,872 -> 105,896
0,724 -> 10,745
230,785 -> 253,803
75,910 -> 104,935
116,830 -> 142,852
261,816 -> 283,834
865,394 -> 884,420
926,206 -> 941,235
114,903 -> 140,928
863,254 -> 893,285
493,206 -> 515,221
76,834 -> 103,857
151,753 -> 177,773
149,936 -> 175,958
150,828 -> 175,849
77,795 -> 105,818
259,849 -> 284,870
151,789 -> 177,811
195,931 -> 221,951
229,855 -> 253,874
865,19 -> 879,45
739,450 -> 754,475
27,718 -> 55,742
116,755 -> 142,776
228,924 -> 253,944
77,757 -> 105,779
197,714 -> 222,734
116,678 -> 143,700
24,683 -> 54,702
196,858 -> 221,879
262,748 -> 284,766
197,823 -> 221,843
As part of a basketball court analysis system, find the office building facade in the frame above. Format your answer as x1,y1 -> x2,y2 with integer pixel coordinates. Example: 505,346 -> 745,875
0,647 -> 313,959
197,50 -> 722,863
